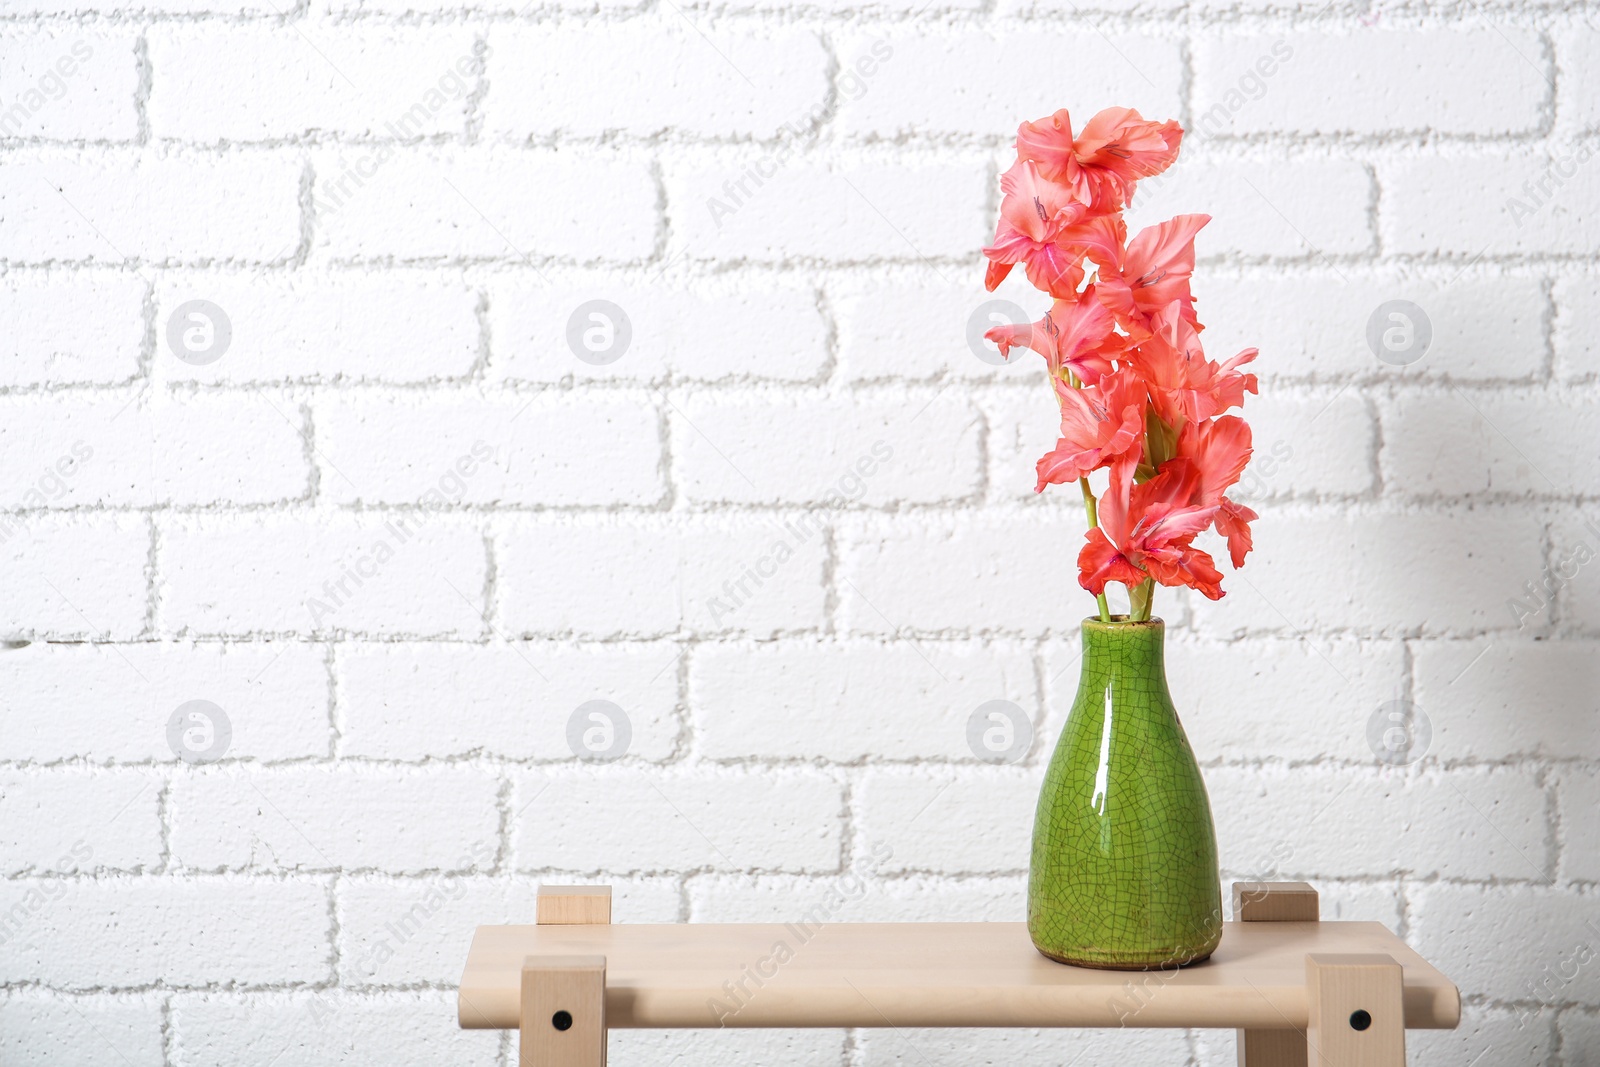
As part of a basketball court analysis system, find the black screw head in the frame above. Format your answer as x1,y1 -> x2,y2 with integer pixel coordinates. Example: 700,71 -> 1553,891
1349,1009 -> 1372,1031
551,1010 -> 573,1031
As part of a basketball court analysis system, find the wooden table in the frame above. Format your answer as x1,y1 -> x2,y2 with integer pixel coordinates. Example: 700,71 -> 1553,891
458,882 -> 1459,1066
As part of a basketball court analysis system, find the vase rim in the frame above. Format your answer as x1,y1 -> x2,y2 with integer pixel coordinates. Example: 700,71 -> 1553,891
1081,615 -> 1165,629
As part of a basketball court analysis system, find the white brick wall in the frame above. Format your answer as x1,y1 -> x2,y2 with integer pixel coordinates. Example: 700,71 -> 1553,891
0,1 -> 1594,1065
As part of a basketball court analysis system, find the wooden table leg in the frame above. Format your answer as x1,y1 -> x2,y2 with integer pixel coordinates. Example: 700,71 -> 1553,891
522,885 -> 612,1066
1305,953 -> 1406,1067
537,885 -> 613,926
521,955 -> 606,1067
1234,881 -> 1319,1067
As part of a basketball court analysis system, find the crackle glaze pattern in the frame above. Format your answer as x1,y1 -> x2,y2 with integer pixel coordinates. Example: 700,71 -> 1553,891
1029,618 -> 1222,969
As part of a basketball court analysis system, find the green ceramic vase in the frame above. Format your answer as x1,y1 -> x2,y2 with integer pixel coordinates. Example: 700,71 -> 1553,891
1027,617 -> 1222,969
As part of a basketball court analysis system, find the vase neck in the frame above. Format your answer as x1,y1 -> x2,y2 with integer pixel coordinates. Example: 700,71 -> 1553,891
1076,618 -> 1171,710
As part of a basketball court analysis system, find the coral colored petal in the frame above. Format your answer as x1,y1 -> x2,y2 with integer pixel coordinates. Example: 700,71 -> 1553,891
984,258 -> 1015,291
1119,214 -> 1209,321
1022,247 -> 1087,300
1181,415 -> 1254,505
984,321 -> 1045,362
1215,497 -> 1257,569
1016,108 -> 1077,184
1035,442 -> 1098,489
1078,529 -> 1146,595
1178,545 -> 1226,599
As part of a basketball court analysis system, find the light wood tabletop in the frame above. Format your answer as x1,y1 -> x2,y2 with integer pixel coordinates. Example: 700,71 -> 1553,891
459,917 -> 1459,1032
460,883 -> 1458,1066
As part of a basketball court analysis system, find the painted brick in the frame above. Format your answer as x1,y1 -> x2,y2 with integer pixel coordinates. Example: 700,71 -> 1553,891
1211,764 -> 1549,881
981,387 -> 1081,505
0,640 -> 329,763
0,877 -> 331,987
1047,636 -> 1407,763
156,275 -> 480,384
1558,1010 -> 1600,1067
512,767 -> 844,876
1128,157 -> 1373,259
1557,766 -> 1600,884
486,26 -> 829,139
1414,639 -> 1600,760
0,516 -> 149,641
158,515 -> 489,637
312,148 -> 657,262
1413,1008 -> 1553,1067
337,641 -> 681,761
691,640 -> 1036,761
495,517 -> 827,639
1554,272 -> 1600,381
688,872 -> 1026,923
1000,0 -> 1179,13
1385,151 -> 1600,256
0,32 -> 139,141
171,766 -> 500,873
1199,274 -> 1548,383
171,991 -> 499,1066
147,27 -> 477,142
1189,510 -> 1544,636
1251,881 -> 1403,927
0,275 -> 144,387
1199,1004 -> 1553,1067
859,770 -> 1038,873
667,161 -> 986,263
315,395 -> 663,507
1194,31 -> 1546,136
1559,27 -> 1600,133
1410,882 -> 1600,1002
1382,392 -> 1600,497
512,769 -> 843,873
1232,391 -> 1375,499
0,393 -> 308,507
324,0 -> 630,11
11,0 -> 274,10
0,994 -> 165,1067
833,274 -> 1050,382
835,32 -> 1182,138
611,1030 -> 846,1067
0,153 -> 301,264
857,1026 -> 1191,1067
0,770 -> 162,874
489,280 -> 829,384
338,876 -> 681,986
839,516 -> 1090,638
1549,508 -> 1600,631
673,395 -> 979,507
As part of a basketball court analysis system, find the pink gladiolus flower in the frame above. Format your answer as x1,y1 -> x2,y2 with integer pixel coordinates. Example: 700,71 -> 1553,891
983,161 -> 1126,296
1015,107 -> 1184,212
1178,415 -> 1258,568
1034,369 -> 1146,490
1096,214 -> 1210,336
983,288 -> 1125,385
1078,454 -> 1226,600
1131,330 -> 1259,428
978,103 -> 1258,617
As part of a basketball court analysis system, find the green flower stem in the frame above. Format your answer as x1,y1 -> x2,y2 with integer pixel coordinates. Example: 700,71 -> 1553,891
1128,578 -> 1155,622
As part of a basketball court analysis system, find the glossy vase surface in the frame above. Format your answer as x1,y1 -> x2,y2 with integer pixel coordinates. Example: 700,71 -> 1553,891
1028,617 -> 1222,969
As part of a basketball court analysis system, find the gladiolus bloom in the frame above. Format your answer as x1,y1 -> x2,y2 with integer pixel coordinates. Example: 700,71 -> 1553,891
980,103 -> 1257,615
1078,455 -> 1226,600
1035,370 -> 1146,490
